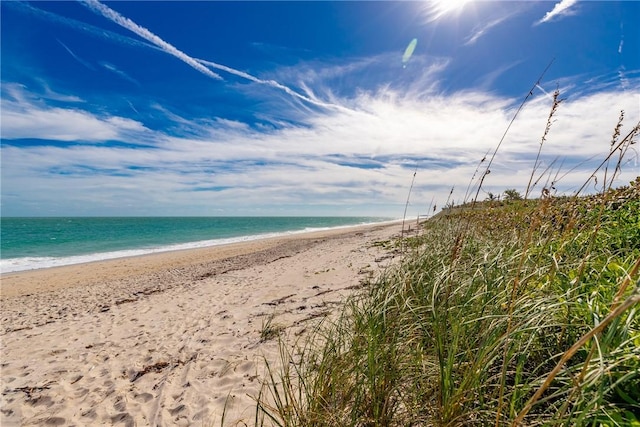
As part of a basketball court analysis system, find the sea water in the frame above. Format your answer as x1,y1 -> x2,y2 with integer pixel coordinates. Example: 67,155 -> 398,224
0,217 -> 392,273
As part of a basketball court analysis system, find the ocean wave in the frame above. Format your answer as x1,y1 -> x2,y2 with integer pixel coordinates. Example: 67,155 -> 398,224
0,219 -> 400,274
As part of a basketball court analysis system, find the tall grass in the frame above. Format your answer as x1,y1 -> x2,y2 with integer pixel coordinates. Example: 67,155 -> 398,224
250,104 -> 640,426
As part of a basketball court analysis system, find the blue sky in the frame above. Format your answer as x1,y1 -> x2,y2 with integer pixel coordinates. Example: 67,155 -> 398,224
1,1 -> 639,217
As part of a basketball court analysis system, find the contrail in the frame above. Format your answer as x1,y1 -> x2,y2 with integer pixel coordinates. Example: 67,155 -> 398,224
57,39 -> 95,70
80,0 -> 222,80
80,0 -> 349,111
196,59 -> 349,112
535,83 -> 553,100
8,1 -> 157,52
127,100 -> 140,115
101,62 -> 141,86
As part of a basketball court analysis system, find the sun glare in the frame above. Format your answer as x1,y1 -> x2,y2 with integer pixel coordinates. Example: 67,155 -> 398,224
425,0 -> 473,22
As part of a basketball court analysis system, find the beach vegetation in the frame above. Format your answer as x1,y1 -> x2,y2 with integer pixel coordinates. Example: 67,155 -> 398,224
248,88 -> 640,426
260,314 -> 285,343
254,176 -> 640,426
503,188 -> 523,201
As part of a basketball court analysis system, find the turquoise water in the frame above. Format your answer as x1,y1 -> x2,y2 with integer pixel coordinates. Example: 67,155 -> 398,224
1,217 -> 392,273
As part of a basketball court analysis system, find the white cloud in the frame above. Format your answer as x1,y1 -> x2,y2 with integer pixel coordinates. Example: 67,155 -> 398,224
4,1 -> 638,217
2,81 -> 638,217
536,0 -> 579,25
0,97 -> 147,142
2,81 -> 84,104
37,81 -> 85,103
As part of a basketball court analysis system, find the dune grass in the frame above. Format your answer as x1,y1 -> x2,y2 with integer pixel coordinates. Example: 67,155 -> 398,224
249,96 -> 640,426
254,177 -> 639,427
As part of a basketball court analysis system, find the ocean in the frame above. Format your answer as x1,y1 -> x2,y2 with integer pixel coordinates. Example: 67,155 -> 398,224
0,217 -> 393,273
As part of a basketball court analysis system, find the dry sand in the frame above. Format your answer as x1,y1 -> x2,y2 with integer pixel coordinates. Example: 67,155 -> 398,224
1,222 -> 403,426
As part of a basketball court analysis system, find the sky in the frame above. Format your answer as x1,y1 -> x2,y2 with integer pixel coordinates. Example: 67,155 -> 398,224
1,0 -> 639,217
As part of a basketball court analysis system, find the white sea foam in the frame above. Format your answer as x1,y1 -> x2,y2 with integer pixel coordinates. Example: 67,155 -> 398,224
0,220 -> 401,274
0,233 -> 272,273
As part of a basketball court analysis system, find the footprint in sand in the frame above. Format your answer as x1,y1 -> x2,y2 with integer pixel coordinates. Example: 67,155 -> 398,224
110,412 -> 134,427
42,416 -> 66,425
134,392 -> 153,403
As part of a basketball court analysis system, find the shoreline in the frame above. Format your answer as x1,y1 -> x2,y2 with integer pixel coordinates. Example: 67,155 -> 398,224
1,220 -> 402,298
1,221 -> 403,426
1,218 -> 402,275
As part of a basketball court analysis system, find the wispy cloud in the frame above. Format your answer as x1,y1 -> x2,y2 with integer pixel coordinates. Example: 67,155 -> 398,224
1,87 -> 148,142
3,80 -> 638,216
536,0 -> 580,25
579,69 -> 640,95
80,0 -> 222,80
474,60 -> 524,91
257,52 -> 450,115
617,66 -> 630,91
464,9 -> 521,46
33,80 -> 84,104
465,19 -> 501,45
196,58 -> 350,112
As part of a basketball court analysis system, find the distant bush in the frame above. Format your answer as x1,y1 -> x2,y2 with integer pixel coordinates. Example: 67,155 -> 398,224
503,188 -> 523,201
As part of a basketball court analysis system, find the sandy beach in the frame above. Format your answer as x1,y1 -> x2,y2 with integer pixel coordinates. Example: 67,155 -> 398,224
1,221 -> 403,426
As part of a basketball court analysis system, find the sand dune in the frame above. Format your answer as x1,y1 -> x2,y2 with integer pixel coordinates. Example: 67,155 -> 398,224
1,222 -> 403,426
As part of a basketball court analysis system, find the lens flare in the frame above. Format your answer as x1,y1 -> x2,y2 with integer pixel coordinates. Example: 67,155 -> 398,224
402,38 -> 418,68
